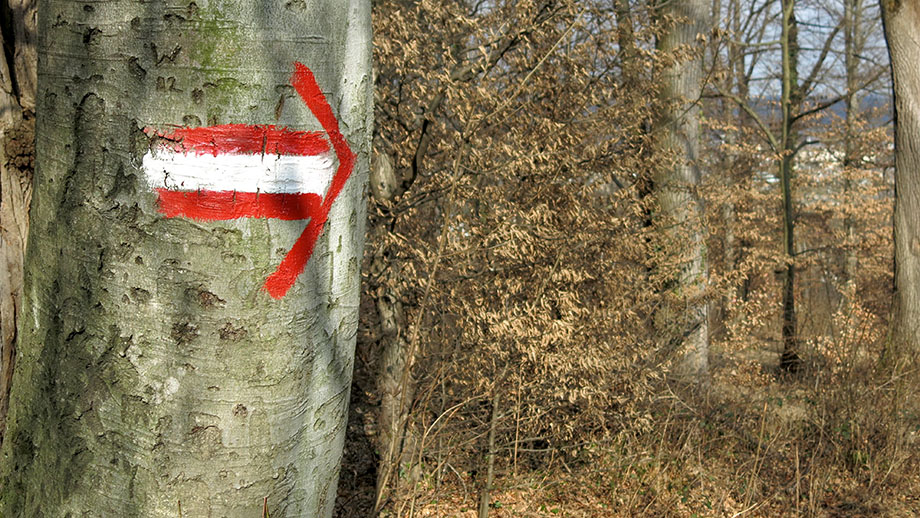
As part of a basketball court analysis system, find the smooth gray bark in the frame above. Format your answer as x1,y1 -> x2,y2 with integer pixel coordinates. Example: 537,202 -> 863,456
0,1 -> 371,516
882,0 -> 920,351
655,0 -> 711,377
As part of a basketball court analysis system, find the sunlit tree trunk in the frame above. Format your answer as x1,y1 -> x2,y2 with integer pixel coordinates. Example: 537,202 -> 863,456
655,0 -> 711,377
0,0 -> 371,516
0,0 -> 36,441
882,0 -> 920,351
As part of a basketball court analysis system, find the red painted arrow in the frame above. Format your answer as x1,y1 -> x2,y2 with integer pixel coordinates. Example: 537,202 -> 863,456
145,62 -> 355,299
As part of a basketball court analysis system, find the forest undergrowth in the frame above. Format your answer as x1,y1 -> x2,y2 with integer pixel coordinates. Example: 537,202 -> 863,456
336,2 -> 908,517
337,317 -> 920,517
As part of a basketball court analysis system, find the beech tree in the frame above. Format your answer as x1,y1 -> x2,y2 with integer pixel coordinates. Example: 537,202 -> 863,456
654,0 -> 712,377
712,0 -> 865,370
882,0 -> 920,351
0,0 -> 371,516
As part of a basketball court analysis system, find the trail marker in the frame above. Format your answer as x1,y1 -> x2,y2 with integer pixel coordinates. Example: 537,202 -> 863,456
142,62 -> 355,299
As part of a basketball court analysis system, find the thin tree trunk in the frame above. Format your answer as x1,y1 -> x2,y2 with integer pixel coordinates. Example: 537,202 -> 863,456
729,0 -> 755,305
882,0 -> 920,352
655,0 -> 711,377
0,1 -> 371,516
368,149 -> 419,512
715,0 -> 751,328
374,268 -> 415,504
779,0 -> 802,371
843,0 -> 864,285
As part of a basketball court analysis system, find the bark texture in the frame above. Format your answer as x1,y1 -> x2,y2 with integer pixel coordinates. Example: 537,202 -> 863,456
0,0 -> 36,439
655,0 -> 711,377
0,1 -> 371,516
369,153 -> 418,512
882,0 -> 920,351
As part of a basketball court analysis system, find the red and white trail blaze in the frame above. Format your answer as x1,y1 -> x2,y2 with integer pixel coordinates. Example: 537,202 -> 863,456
142,62 -> 355,299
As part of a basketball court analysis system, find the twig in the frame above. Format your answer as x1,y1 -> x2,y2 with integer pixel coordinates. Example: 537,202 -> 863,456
478,388 -> 501,518
743,402 -> 769,511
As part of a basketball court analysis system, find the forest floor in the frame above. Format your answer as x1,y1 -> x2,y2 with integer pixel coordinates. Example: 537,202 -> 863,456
335,336 -> 920,518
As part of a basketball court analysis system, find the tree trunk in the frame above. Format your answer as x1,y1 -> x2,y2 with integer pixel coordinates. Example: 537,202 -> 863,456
714,0 -> 753,330
0,0 -> 36,441
373,255 -> 416,510
614,0 -> 641,88
367,146 -> 418,511
779,0 -> 802,371
882,0 -> 920,352
728,0 -> 755,305
654,0 -> 711,377
368,154 -> 426,513
0,1 -> 371,516
842,0 -> 864,285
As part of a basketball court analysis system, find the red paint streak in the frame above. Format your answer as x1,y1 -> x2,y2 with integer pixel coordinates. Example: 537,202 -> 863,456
261,62 -> 356,299
154,124 -> 330,157
156,189 -> 322,221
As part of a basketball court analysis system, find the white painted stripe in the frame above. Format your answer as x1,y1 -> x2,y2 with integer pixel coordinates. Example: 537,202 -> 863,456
141,149 -> 337,195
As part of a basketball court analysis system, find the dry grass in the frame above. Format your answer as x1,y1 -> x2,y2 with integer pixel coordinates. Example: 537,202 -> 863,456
338,323 -> 920,518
